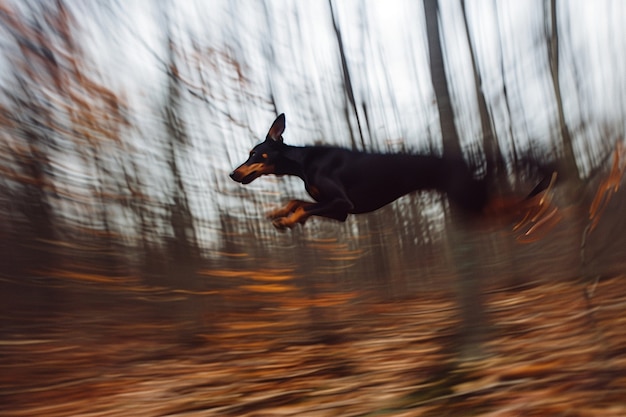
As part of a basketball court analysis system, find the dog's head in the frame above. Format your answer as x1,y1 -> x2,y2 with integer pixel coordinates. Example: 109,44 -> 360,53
230,113 -> 286,184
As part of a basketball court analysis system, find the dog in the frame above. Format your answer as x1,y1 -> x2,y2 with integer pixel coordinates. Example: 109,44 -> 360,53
229,114 -> 506,229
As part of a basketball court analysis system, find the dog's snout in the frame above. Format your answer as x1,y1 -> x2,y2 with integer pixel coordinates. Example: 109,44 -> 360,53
230,170 -> 241,182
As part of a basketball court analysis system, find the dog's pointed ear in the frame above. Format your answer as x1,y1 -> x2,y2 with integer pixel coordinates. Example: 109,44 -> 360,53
266,113 -> 285,142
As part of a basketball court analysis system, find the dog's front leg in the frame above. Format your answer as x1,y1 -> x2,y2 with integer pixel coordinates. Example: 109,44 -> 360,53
267,200 -> 312,221
271,203 -> 313,229
271,198 -> 352,229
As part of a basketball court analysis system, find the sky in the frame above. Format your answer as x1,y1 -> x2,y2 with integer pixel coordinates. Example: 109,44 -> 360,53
85,1 -> 625,147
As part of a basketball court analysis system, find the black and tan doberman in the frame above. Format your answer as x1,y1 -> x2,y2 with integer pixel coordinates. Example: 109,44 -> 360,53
230,114 -> 505,229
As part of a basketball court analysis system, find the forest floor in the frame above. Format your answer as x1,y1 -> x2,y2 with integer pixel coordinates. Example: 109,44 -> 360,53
1,272 -> 626,416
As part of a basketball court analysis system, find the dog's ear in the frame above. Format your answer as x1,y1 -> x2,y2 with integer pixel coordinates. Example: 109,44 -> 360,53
266,113 -> 285,142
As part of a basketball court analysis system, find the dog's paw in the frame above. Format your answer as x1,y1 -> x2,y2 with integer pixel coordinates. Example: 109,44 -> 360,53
267,209 -> 286,220
272,215 -> 308,230
271,217 -> 293,230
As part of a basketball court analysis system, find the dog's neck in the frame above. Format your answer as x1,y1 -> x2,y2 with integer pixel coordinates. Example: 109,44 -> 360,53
273,144 -> 308,179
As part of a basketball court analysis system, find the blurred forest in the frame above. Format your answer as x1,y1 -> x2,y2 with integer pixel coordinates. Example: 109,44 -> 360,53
1,0 -> 626,415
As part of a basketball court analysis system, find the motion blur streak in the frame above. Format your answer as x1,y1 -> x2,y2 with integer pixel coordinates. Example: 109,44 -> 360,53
1,1 -> 625,415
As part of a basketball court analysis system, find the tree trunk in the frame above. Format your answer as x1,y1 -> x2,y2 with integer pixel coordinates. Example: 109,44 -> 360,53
547,0 -> 579,180
329,0 -> 366,150
423,0 -> 462,158
460,0 -> 503,179
423,0 -> 487,359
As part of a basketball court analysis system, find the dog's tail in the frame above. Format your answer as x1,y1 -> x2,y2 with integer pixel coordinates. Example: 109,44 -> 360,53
444,156 -> 561,215
479,156 -> 564,240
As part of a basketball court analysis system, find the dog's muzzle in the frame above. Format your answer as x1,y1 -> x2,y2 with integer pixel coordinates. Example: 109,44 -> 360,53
230,163 -> 272,184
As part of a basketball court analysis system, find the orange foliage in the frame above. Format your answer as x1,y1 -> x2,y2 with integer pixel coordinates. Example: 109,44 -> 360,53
588,142 -> 626,234
2,275 -> 626,416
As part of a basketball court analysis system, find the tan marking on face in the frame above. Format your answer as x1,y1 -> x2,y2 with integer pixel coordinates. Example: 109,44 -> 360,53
233,162 -> 274,177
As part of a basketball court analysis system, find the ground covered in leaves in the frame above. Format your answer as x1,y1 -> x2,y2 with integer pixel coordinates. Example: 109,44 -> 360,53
2,274 -> 626,416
